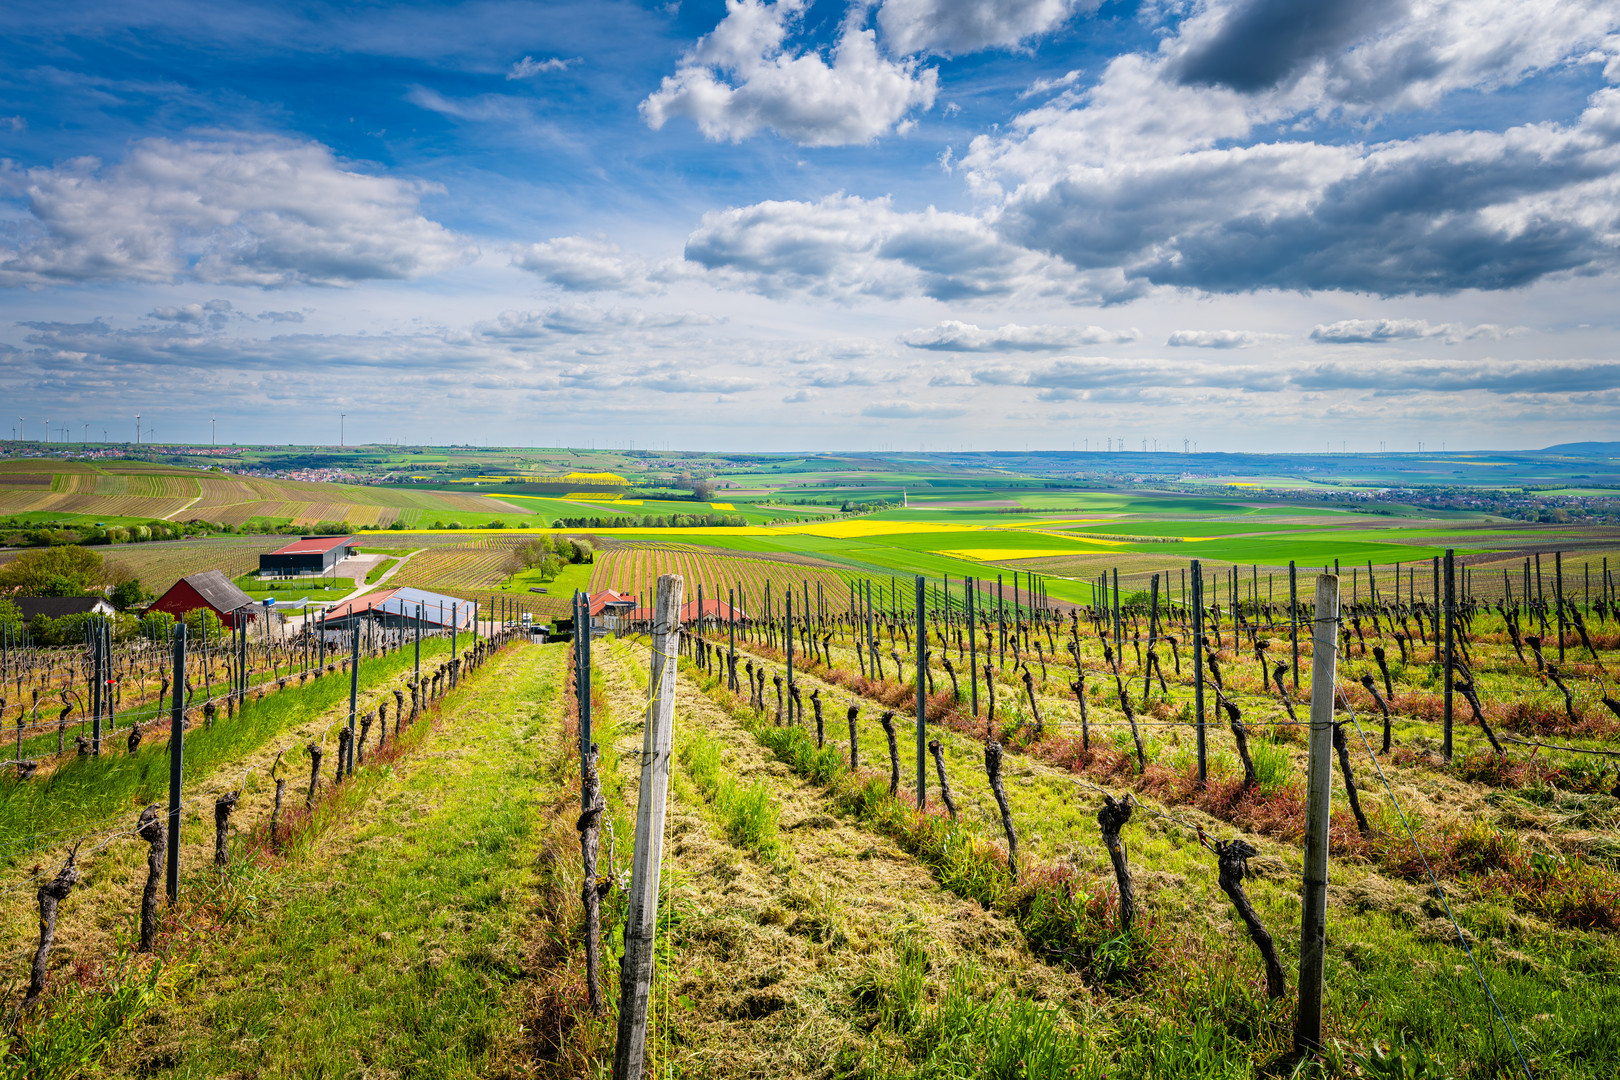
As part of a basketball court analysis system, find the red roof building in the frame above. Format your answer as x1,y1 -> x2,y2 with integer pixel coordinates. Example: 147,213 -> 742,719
625,596 -> 748,624
147,570 -> 258,629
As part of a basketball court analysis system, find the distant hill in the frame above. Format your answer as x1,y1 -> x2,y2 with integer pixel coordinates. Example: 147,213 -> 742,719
1542,442 -> 1620,455
0,459 -> 533,528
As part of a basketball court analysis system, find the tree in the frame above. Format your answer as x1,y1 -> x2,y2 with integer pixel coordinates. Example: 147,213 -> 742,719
109,578 -> 149,611
538,554 -> 563,582
0,546 -> 104,595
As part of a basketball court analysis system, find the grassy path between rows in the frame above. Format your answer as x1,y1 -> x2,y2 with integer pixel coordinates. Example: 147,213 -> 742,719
93,641 -> 563,1079
592,638 -> 1082,1079
650,636 -> 1620,1079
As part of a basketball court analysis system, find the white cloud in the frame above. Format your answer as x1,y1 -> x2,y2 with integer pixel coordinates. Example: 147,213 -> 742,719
877,0 -> 1090,57
1309,319 -> 1510,344
149,299 -> 236,326
511,236 -> 662,294
904,319 -> 1135,351
479,304 -> 720,341
861,399 -> 967,418
0,135 -> 470,288
1017,69 -> 1083,100
973,86 -> 1620,296
683,193 -> 1112,301
1167,0 -> 1619,113
1166,329 -> 1271,348
640,0 -> 938,146
405,86 -> 535,125
257,310 -> 306,323
952,2 -> 1620,297
507,56 -> 576,79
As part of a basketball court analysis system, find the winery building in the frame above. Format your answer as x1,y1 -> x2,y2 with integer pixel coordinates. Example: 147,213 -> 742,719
258,535 -> 357,577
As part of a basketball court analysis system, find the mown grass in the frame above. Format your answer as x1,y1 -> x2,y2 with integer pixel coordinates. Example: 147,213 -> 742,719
670,646 -> 1620,1079
4,638 -> 550,1080
0,634 -> 472,849
678,728 -> 780,856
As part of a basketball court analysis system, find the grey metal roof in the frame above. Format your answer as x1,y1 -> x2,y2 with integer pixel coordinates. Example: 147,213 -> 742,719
181,569 -> 256,612
13,596 -> 115,622
376,587 -> 473,626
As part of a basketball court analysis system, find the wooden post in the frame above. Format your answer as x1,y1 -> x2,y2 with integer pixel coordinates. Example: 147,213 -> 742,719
914,575 -> 926,809
1443,549 -> 1454,763
1296,572 -> 1340,1055
166,624 -> 186,903
1555,550 -> 1566,663
966,578 -> 978,718
613,574 -> 684,1080
1192,560 -> 1206,784
577,591 -> 592,765
1289,560 -> 1299,690
346,623 -> 360,778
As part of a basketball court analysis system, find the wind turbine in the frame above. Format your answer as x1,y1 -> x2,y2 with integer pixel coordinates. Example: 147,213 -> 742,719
135,414 -> 140,444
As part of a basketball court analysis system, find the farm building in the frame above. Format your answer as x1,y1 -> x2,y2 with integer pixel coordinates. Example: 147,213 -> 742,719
147,570 -> 258,628
317,587 -> 474,633
12,596 -> 116,624
258,535 -> 357,577
589,590 -> 637,633
623,595 -> 748,626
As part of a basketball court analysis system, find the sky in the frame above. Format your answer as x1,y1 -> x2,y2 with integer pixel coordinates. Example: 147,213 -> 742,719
1,0 -> 1618,454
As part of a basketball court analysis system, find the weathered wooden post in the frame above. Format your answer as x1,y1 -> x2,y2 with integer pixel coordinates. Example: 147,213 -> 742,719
166,624 -> 186,903
576,591 -> 592,767
1443,549 -> 1455,762
580,744 -> 606,1014
346,623 -> 360,777
1289,560 -> 1299,689
966,577 -> 978,718
1296,573 -> 1340,1055
613,574 -> 684,1080
914,575 -> 926,809
1192,559 -> 1206,783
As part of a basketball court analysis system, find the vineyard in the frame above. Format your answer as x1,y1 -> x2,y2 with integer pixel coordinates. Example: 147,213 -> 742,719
557,562 -> 1620,1078
385,535 -> 567,618
96,538 -> 291,593
0,460 -> 534,528
590,543 -> 855,611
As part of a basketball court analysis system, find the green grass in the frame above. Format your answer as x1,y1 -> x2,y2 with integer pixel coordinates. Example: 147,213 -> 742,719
232,570 -> 353,602
0,634 -> 473,849
83,642 -> 563,1079
492,559 -> 593,598
364,556 -> 399,583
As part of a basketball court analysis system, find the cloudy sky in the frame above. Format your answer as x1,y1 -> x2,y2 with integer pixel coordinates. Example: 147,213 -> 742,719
2,0 -> 1618,452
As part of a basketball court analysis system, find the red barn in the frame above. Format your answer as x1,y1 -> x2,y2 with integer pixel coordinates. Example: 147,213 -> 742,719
147,569 -> 259,628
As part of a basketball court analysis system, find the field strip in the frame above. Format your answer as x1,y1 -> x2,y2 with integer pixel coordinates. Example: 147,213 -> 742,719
99,643 -> 558,1078
594,640 -> 1069,1075
160,494 -> 202,521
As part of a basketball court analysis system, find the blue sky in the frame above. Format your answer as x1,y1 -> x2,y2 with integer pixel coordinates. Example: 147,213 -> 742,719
2,0 -> 1618,452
